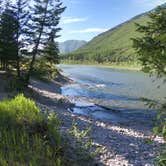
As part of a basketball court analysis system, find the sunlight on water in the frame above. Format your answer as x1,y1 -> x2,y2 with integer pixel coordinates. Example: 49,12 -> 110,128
60,65 -> 166,113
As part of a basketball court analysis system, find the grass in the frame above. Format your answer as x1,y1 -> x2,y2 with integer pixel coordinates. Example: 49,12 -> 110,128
0,94 -> 64,166
61,60 -> 142,71
0,93 -> 95,166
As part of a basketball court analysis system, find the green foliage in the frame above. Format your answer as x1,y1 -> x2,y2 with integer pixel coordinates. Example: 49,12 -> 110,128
32,58 -> 59,81
0,0 -> 29,77
0,94 -> 65,165
0,94 -> 41,124
143,98 -> 166,139
43,29 -> 60,64
133,7 -> 166,166
133,7 -> 166,77
156,148 -> 166,166
0,7 -> 18,69
0,0 -> 65,83
26,0 -> 65,82
69,120 -> 92,150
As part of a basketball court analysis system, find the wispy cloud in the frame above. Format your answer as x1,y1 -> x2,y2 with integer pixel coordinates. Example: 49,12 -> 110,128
69,28 -> 109,34
134,0 -> 165,7
70,0 -> 82,5
62,17 -> 88,24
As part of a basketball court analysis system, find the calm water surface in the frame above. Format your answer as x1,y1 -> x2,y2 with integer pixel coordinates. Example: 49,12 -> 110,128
59,65 -> 166,120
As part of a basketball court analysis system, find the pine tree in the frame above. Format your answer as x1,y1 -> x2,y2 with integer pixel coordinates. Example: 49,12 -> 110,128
26,0 -> 65,82
133,8 -> 166,165
0,0 -> 2,68
133,7 -> 166,77
0,4 -> 18,70
10,0 -> 30,77
43,29 -> 60,64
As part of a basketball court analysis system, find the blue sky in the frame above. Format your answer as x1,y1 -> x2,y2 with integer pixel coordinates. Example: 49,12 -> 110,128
58,0 -> 166,42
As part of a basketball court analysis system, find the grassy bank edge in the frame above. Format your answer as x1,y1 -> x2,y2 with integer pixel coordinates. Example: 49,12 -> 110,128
60,60 -> 142,71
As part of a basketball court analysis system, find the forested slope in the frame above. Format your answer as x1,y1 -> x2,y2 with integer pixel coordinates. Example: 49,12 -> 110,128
61,13 -> 149,64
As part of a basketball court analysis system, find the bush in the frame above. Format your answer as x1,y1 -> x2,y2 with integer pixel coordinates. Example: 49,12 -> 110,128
32,59 -> 59,81
0,94 -> 63,165
143,98 -> 166,166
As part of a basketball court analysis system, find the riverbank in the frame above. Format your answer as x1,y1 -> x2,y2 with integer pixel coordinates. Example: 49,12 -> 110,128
61,61 -> 142,71
0,72 -> 164,166
28,72 -> 164,166
0,72 -> 96,166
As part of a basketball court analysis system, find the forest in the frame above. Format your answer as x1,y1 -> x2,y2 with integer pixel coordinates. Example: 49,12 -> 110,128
0,0 -> 64,83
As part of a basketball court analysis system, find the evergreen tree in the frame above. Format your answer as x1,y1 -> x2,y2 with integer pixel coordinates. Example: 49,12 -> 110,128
43,29 -> 60,64
133,7 -> 166,77
26,0 -> 65,82
0,0 -> 2,65
0,4 -> 18,70
133,8 -> 166,165
10,0 -> 30,77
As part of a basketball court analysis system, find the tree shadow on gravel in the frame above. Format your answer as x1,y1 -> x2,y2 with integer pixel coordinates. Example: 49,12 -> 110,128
57,110 -> 163,166
27,82 -> 162,166
14,77 -> 163,166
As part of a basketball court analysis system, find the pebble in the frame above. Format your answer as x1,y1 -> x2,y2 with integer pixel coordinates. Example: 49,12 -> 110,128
38,103 -> 164,166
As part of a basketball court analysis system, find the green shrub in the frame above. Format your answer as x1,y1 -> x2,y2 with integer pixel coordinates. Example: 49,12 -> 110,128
156,148 -> 166,166
0,94 -> 63,165
0,94 -> 42,126
32,59 -> 59,81
143,98 -> 166,165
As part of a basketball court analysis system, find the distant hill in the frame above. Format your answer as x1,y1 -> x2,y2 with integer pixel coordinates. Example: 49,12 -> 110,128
59,40 -> 87,53
62,3 -> 165,64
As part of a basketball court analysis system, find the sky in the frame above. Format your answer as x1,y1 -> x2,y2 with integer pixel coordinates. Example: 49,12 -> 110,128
58,0 -> 166,42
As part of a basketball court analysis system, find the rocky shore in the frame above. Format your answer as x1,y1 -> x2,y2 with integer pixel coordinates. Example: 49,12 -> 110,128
0,72 -> 164,166
29,73 -> 164,166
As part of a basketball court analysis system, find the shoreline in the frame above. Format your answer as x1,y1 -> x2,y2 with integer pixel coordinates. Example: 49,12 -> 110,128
29,72 -> 164,166
29,71 -> 157,132
0,72 -> 164,166
60,62 -> 142,71
29,72 -> 75,110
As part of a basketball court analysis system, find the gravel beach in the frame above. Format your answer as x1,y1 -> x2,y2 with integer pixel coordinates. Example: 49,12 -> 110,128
0,72 -> 164,166
29,74 -> 164,166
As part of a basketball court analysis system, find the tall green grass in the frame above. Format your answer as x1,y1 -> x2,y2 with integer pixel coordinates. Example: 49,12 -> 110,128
0,94 -> 63,166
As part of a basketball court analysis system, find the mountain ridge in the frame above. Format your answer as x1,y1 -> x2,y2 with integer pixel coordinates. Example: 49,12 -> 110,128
62,3 -> 165,64
59,40 -> 87,53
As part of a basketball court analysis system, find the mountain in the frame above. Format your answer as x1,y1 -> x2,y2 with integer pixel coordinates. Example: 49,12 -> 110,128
59,40 -> 87,53
63,3 -> 165,64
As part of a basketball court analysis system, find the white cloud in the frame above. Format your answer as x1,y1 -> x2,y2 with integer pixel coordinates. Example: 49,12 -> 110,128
70,0 -> 82,5
69,28 -> 109,34
62,17 -> 88,24
135,0 -> 165,7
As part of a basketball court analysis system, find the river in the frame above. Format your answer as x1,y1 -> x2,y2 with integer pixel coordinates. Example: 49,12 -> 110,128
59,64 -> 166,123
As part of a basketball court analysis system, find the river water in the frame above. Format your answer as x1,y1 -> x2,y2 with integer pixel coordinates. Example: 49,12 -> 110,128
59,65 -> 166,123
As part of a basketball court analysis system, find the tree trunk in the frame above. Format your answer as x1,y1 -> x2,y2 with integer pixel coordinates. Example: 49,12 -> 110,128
26,1 -> 49,84
26,43 -> 39,83
16,57 -> 20,78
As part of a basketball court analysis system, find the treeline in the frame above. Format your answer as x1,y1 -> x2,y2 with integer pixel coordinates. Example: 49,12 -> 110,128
61,49 -> 137,64
0,0 -> 65,83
